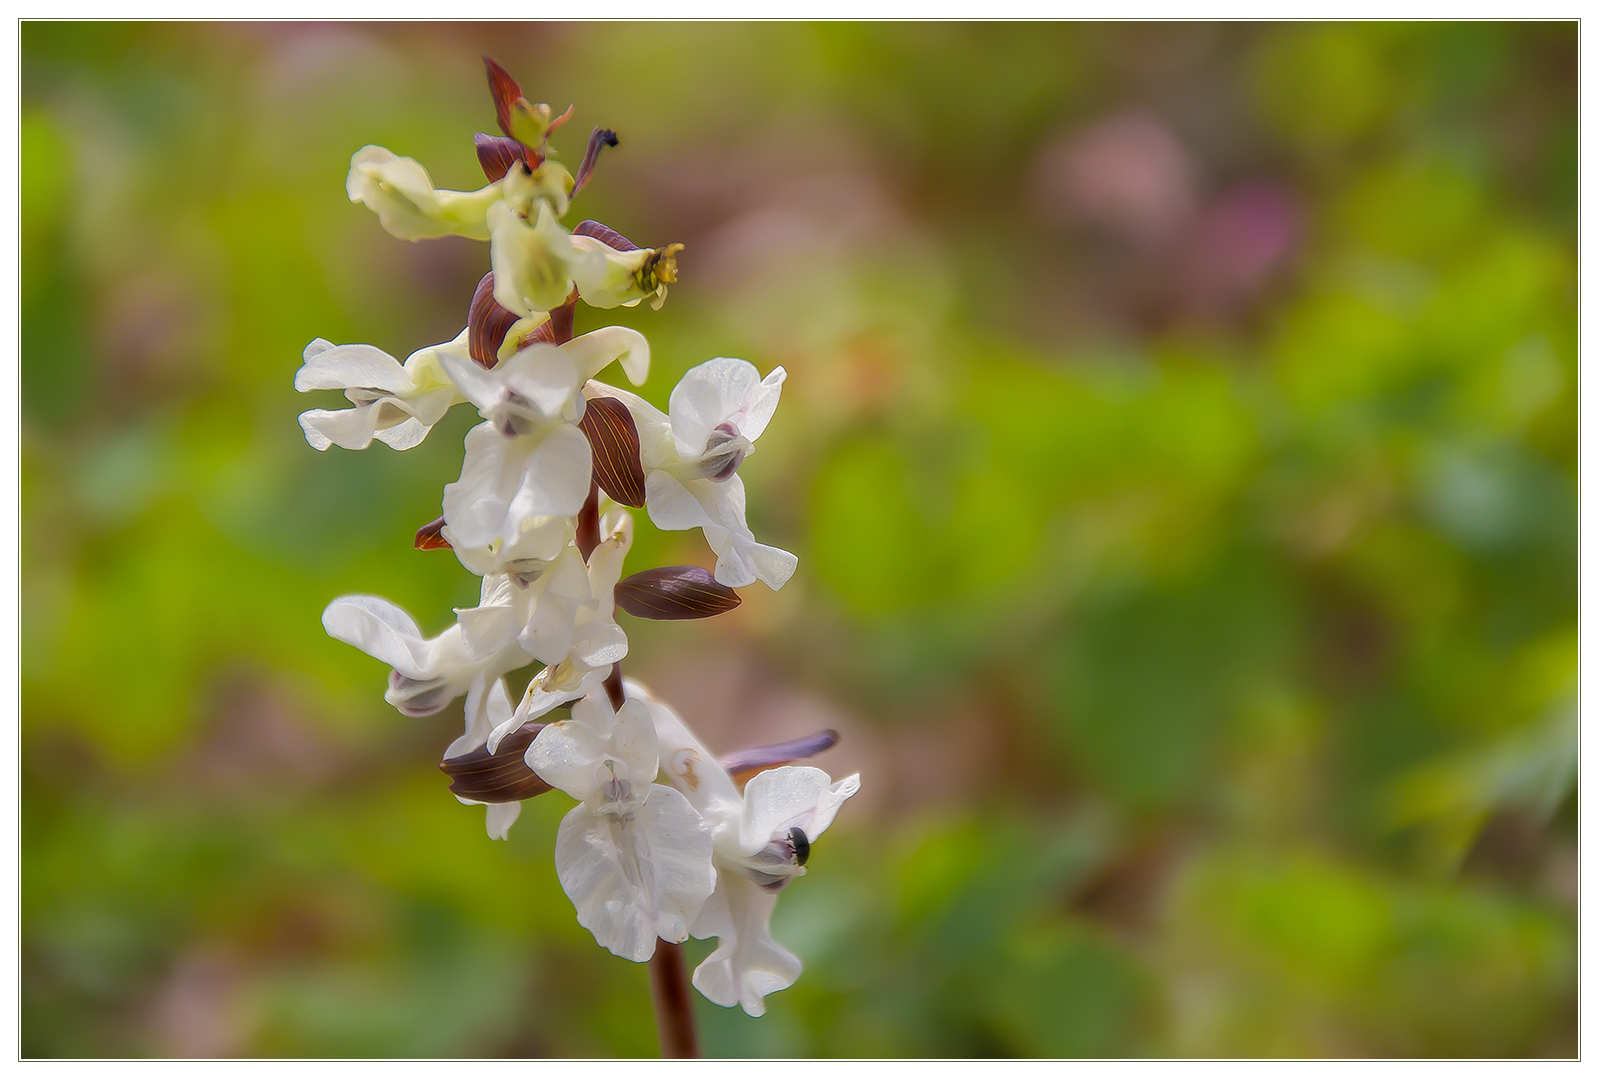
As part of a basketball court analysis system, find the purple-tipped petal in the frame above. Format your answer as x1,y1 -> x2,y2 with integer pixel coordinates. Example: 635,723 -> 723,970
720,730 -> 840,780
572,127 -> 619,196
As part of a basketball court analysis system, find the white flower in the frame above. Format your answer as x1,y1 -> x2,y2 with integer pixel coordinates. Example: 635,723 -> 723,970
636,680 -> 860,1016
441,325 -> 650,438
347,146 -> 501,242
593,357 -> 797,590
454,544 -> 595,668
570,235 -> 683,311
488,200 -> 604,317
443,421 -> 593,553
321,588 -> 532,719
294,333 -> 467,451
438,327 -> 650,555
493,510 -> 634,748
526,688 -> 717,962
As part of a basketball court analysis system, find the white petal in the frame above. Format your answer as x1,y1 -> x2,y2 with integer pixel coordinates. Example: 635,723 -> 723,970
739,767 -> 861,854
690,873 -> 801,1017
298,406 -> 380,452
437,347 -> 502,412
509,423 -> 593,522
669,357 -> 762,460
563,326 -> 651,386
372,416 -> 431,451
515,547 -> 591,664
485,800 -> 522,840
554,788 -> 715,962
294,342 -> 409,393
610,698 -> 663,786
446,674 -> 514,759
570,620 -> 628,670
645,471 -> 716,532
735,366 -> 786,443
498,345 -> 582,421
322,595 -> 430,675
634,688 -> 742,814
744,540 -> 799,591
527,716 -> 614,799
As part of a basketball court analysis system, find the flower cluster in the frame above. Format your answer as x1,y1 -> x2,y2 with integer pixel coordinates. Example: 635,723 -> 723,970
299,58 -> 858,1019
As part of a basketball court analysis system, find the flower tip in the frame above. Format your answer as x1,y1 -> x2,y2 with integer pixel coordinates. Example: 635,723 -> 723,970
654,243 -> 684,285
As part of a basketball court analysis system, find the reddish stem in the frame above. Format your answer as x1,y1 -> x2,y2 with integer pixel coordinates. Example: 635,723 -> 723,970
649,941 -> 700,1058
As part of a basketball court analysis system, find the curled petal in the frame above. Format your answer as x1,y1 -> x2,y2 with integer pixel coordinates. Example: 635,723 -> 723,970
569,128 -> 617,196
738,766 -> 861,855
691,874 -> 801,1017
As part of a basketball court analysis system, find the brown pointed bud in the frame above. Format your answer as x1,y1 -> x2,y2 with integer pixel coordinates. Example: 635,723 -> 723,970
440,722 -> 551,803
615,566 -> 742,620
414,516 -> 451,550
575,479 -> 601,562
572,128 -> 619,196
578,396 -> 647,507
483,55 -> 524,139
468,272 -> 520,367
603,663 -> 625,711
572,218 -> 639,251
720,730 -> 840,782
474,132 -> 530,181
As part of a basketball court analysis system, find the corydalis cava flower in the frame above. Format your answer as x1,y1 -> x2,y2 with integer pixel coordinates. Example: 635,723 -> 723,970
300,56 -> 858,1040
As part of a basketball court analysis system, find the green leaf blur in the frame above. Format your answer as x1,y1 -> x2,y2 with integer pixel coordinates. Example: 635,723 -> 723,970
22,22 -> 1575,1058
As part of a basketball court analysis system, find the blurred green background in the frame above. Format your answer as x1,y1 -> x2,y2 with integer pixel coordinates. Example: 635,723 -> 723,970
21,22 -> 1577,1057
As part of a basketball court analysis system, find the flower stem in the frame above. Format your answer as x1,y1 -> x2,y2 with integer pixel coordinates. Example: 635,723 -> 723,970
649,940 -> 700,1058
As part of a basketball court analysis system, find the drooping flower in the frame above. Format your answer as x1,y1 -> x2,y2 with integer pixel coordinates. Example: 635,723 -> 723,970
569,224 -> 683,311
295,333 -> 468,451
593,357 -> 797,590
635,680 -> 860,1016
321,584 -> 533,719
346,146 -> 502,242
526,687 -> 717,962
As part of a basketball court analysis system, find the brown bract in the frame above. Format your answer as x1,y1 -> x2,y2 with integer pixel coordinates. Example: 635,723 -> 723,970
578,396 -> 647,507
615,566 -> 742,620
439,721 -> 551,803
